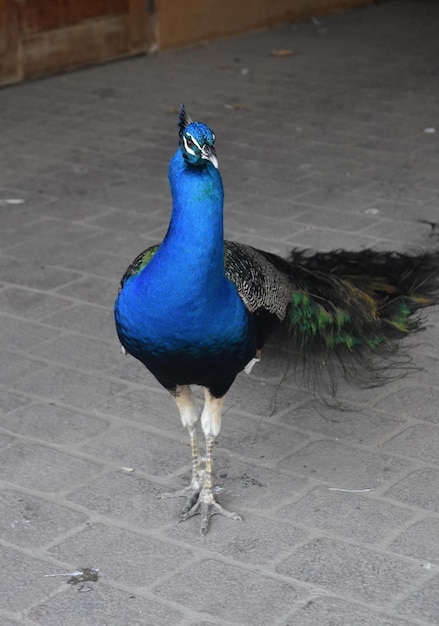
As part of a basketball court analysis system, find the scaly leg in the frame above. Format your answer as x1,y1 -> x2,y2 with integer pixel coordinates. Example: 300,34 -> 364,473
160,385 -> 204,501
180,388 -> 242,534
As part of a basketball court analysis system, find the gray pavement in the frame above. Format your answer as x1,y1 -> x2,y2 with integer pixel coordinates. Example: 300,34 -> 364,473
1,1 -> 439,624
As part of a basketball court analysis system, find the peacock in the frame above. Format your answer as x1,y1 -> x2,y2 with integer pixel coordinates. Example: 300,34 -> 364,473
114,106 -> 439,534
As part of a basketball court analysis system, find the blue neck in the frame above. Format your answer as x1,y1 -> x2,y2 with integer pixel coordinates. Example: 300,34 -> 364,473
155,149 -> 226,292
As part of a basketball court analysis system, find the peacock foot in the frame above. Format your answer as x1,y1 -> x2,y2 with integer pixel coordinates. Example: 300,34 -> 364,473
179,488 -> 242,535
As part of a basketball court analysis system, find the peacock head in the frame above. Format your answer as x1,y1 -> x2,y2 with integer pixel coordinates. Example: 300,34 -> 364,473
178,105 -> 218,169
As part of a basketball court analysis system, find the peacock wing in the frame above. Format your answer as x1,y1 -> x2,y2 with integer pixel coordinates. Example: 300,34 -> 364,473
224,241 -> 292,321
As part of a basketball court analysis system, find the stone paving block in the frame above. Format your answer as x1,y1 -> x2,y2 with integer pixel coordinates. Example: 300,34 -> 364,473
226,195 -> 308,220
74,182 -> 161,214
54,275 -> 116,308
11,174 -> 104,206
278,401 -> 407,446
0,441 -> 103,492
49,523 -> 194,588
154,559 -> 308,626
226,231 -> 299,257
85,228 -> 160,264
227,176 -> 312,205
49,165 -> 128,190
0,545 -> 62,613
106,176 -> 169,202
402,355 -> 439,388
0,315 -> 60,351
1,402 -> 109,445
0,430 -> 17,449
66,250 -> 130,281
287,227 -> 378,252
65,250 -> 128,284
0,202 -> 53,241
219,412 -> 310,466
30,334 -> 121,376
5,220 -> 99,265
222,373 -> 291,417
296,206 -> 377,233
87,207 -> 168,236
27,585 -> 184,626
0,389 -> 32,413
0,187 -> 52,218
368,198 -> 439,223
28,197 -> 111,222
384,469 -> 439,514
61,147 -> 152,179
1,255 -> 82,290
66,471 -> 182,529
0,352 -> 48,386
362,218 -> 434,244
373,385 -> 439,425
0,287 -> 73,321
40,302 -> 116,342
8,366 -> 126,411
79,425 -> 189,477
0,490 -> 87,548
388,518 -> 439,565
395,575 -> 439,626
225,210 -> 297,241
277,486 -> 414,545
96,386 -> 186,433
10,231 -> 108,271
283,596 -> 416,626
278,439 -> 411,488
381,424 -> 439,466
276,537 -> 428,606
167,514 -> 308,566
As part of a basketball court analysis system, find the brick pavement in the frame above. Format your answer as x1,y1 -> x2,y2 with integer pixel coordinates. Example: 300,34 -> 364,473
1,1 -> 439,624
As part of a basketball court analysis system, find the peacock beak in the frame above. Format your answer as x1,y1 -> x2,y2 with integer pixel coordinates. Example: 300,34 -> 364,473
201,145 -> 219,169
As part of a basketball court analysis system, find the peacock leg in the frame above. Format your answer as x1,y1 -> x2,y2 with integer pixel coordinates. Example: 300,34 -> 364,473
160,385 -> 204,500
180,389 -> 242,534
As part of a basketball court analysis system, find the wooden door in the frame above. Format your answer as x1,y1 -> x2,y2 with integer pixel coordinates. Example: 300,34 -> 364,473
0,0 -> 152,86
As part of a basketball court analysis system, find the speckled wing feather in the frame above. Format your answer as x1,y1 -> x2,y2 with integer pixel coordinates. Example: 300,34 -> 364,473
224,241 -> 292,319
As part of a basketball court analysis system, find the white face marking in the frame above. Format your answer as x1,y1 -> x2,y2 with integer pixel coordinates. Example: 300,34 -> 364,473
182,135 -> 196,156
185,132 -> 203,152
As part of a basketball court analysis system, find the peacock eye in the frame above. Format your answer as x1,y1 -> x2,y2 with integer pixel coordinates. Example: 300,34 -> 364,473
186,138 -> 195,149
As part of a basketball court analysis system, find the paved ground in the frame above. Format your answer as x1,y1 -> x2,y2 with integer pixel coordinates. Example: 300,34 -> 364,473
1,1 -> 439,624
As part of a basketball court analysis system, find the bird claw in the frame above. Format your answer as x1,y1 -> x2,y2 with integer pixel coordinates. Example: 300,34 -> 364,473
179,490 -> 242,535
158,471 -> 204,501
158,484 -> 200,500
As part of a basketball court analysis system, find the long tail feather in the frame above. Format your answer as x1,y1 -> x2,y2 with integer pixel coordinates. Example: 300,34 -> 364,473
269,248 -> 439,394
